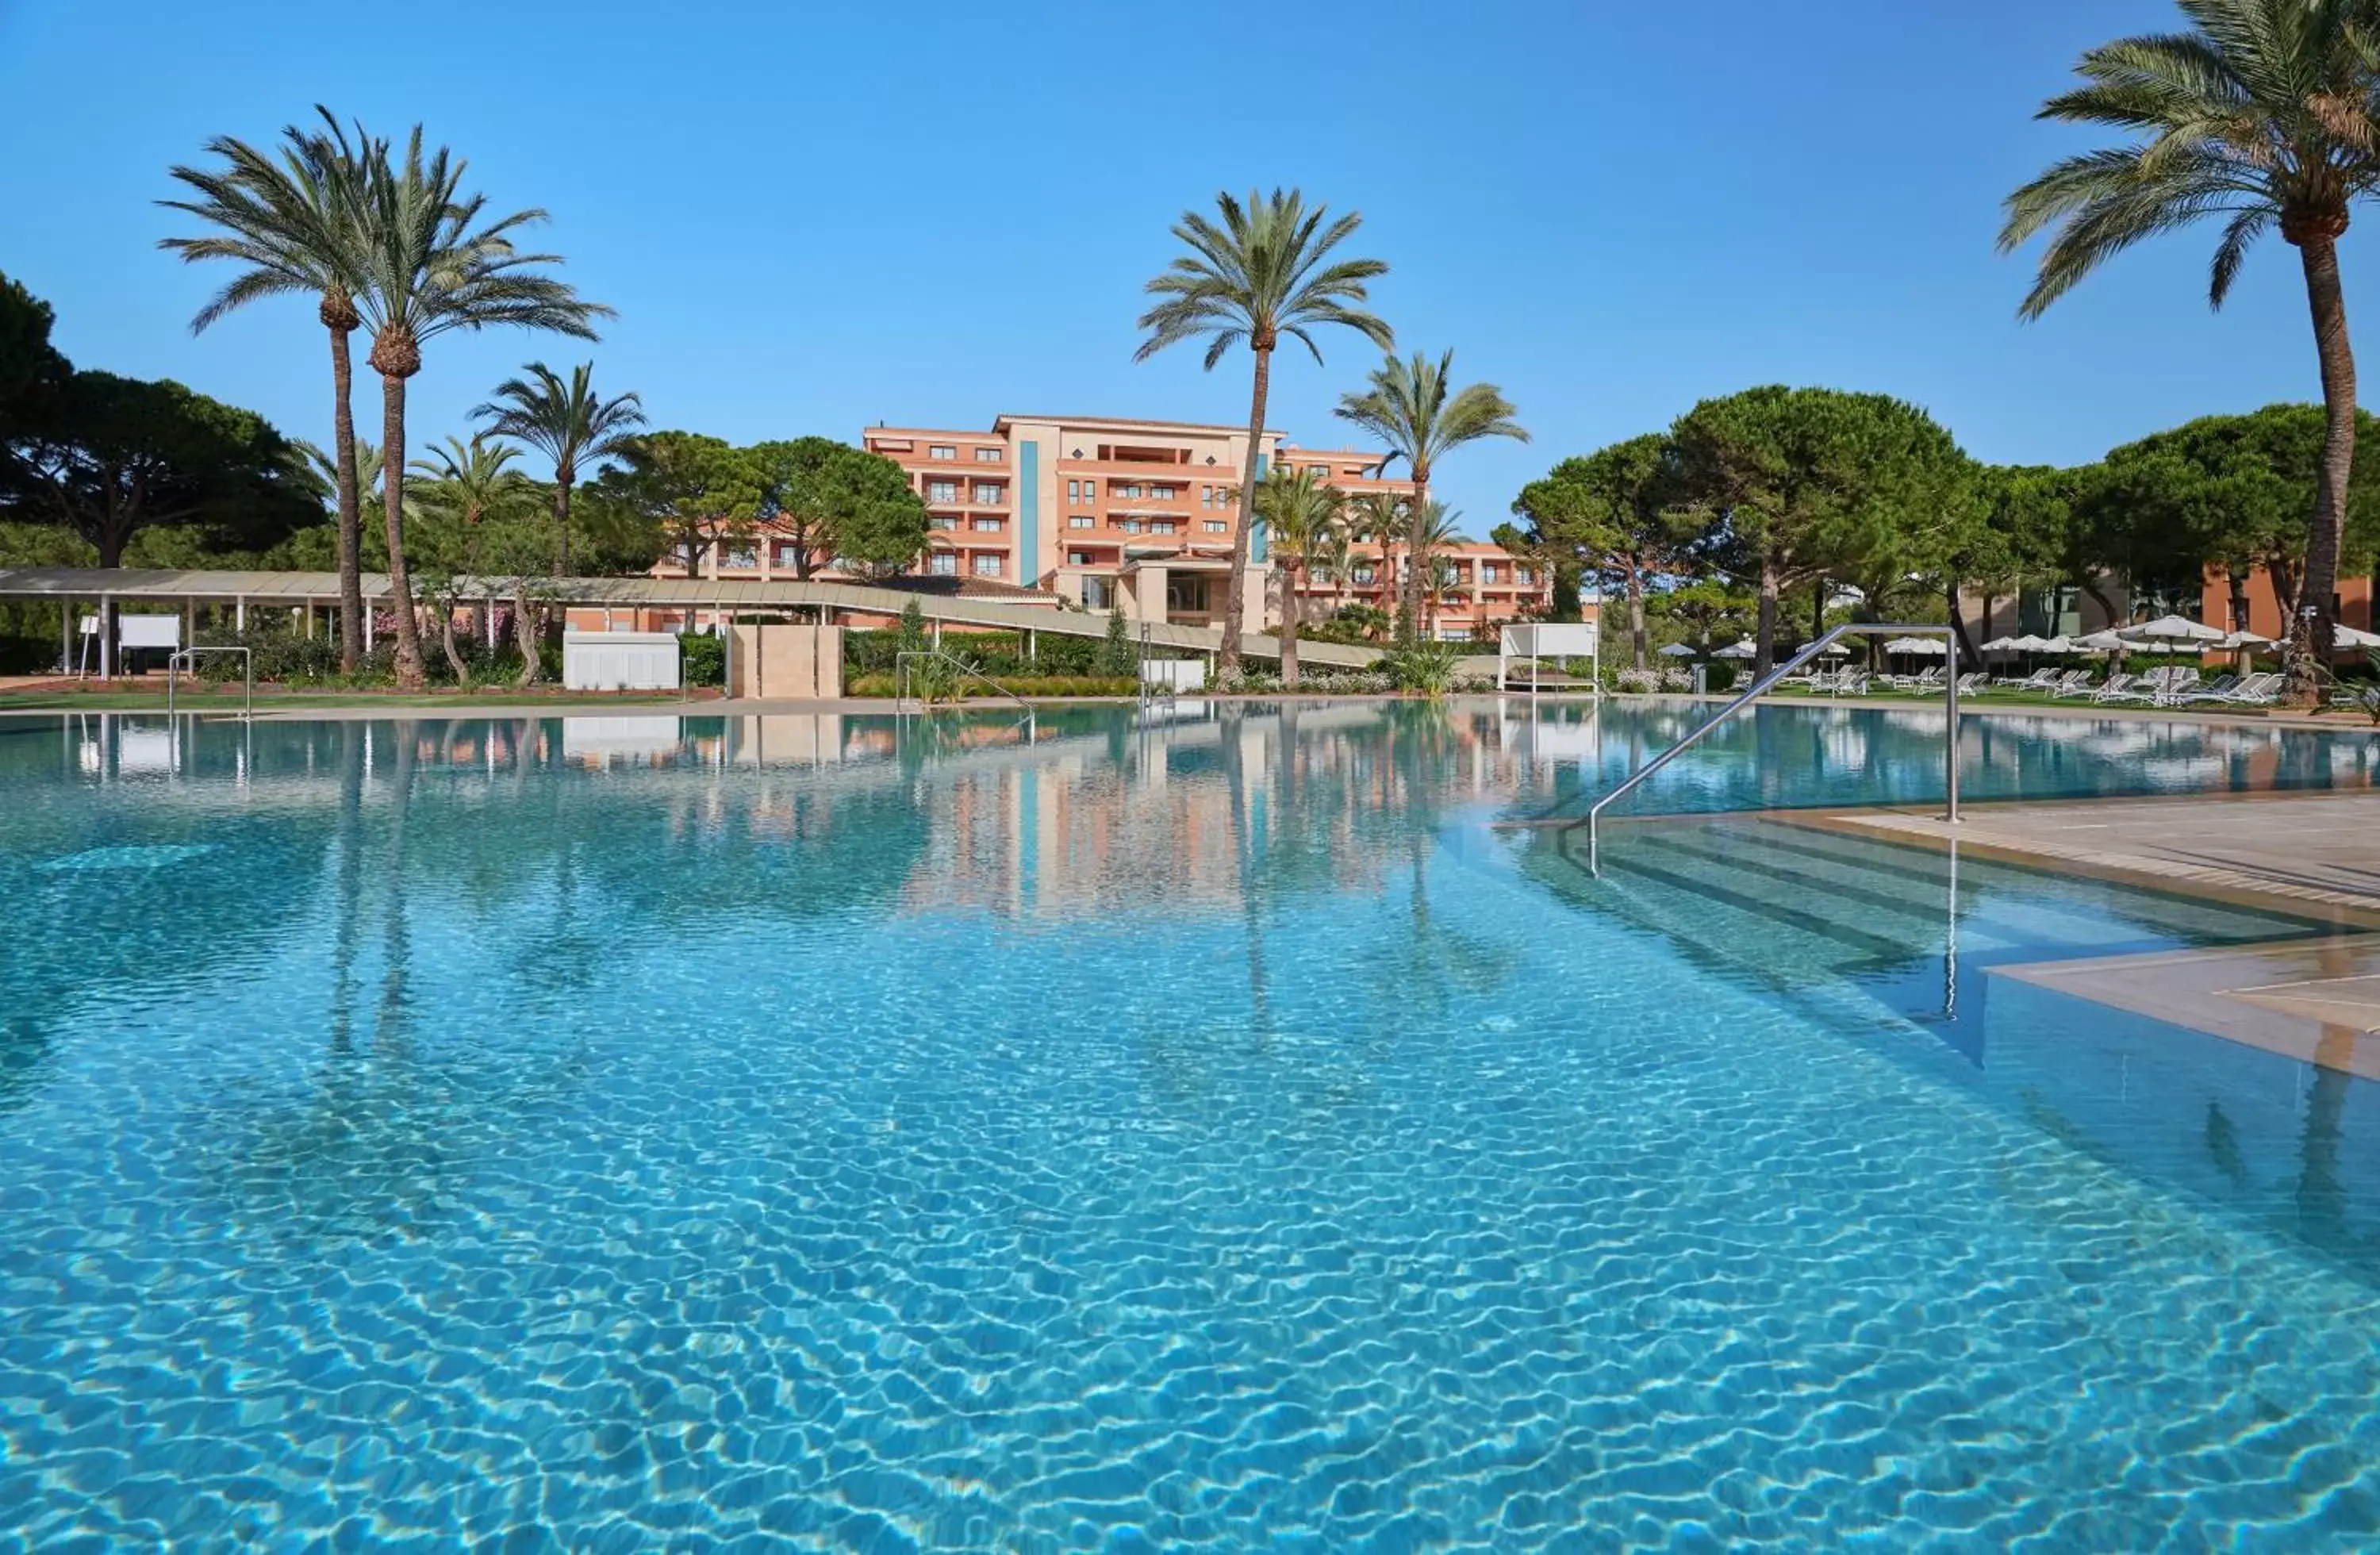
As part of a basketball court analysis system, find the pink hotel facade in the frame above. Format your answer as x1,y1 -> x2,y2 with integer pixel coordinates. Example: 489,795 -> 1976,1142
654,413 -> 1552,639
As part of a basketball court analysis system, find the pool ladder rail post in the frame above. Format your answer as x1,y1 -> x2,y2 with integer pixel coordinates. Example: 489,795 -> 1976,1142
165,645 -> 254,722
1567,622 -> 1962,877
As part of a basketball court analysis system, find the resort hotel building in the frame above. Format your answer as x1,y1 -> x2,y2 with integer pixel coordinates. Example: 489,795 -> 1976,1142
651,412 -> 1553,639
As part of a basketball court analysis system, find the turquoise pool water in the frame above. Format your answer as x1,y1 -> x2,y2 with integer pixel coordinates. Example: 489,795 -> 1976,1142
2,702 -> 2378,1550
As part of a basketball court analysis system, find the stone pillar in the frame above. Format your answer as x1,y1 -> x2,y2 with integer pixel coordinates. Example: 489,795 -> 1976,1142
1136,565 -> 1168,624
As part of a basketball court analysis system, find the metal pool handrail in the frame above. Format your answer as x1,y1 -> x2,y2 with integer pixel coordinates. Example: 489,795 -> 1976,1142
895,648 -> 1034,720
1566,622 -> 1962,875
166,646 -> 254,721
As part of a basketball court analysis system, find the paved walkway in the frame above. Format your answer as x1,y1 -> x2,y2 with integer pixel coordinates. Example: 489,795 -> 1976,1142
1805,791 -> 2380,916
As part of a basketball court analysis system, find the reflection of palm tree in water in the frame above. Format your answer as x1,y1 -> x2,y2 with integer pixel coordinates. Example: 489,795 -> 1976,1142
328,722 -> 367,1058
373,720 -> 420,1059
1219,705 -> 1272,1039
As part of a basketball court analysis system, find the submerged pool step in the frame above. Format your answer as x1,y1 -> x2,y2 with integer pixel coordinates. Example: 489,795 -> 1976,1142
1595,832 -> 1930,972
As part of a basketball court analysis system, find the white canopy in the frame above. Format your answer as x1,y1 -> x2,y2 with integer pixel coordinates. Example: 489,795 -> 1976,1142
2121,613 -> 2228,643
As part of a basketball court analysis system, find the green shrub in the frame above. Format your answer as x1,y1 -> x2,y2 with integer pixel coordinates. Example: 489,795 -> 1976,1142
847,673 -> 1137,700
679,632 -> 725,687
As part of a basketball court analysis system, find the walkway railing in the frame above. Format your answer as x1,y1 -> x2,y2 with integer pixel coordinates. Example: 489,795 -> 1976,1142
165,646 -> 254,721
1564,622 -> 1962,875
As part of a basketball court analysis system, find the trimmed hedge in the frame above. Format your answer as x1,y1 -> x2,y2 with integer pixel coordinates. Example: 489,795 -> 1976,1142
848,673 -> 1138,700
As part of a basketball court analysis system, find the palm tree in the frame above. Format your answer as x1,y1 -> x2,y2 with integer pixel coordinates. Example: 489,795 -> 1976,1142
1134,189 -> 1392,680
1334,351 -> 1527,644
1407,501 -> 1468,638
1252,466 -> 1345,688
299,436 -> 384,512
472,360 -> 644,574
409,434 -> 538,682
1345,490 -> 1407,627
349,127 -> 608,689
2000,0 -> 2380,699
160,108 -> 380,670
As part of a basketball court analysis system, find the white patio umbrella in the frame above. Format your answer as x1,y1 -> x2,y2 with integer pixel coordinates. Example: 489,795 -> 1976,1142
2221,629 -> 2273,649
1980,635 -> 2021,653
2073,630 -> 2129,652
1814,640 -> 1851,655
1713,639 -> 1758,659
2121,613 -> 2228,646
1657,642 -> 1699,658
2333,624 -> 2380,651
1882,636 -> 1948,655
2036,635 -> 2076,654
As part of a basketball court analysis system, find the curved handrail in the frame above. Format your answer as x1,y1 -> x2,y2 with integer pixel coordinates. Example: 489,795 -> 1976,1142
166,645 -> 254,721
1564,622 -> 1961,875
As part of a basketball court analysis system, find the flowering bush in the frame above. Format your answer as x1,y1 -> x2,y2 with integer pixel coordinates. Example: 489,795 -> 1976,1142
1614,668 -> 1663,694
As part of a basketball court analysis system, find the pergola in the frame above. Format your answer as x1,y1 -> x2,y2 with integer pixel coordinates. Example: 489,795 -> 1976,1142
0,566 -> 1384,678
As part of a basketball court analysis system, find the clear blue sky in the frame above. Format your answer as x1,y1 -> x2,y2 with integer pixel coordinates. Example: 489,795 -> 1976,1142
0,0 -> 2360,531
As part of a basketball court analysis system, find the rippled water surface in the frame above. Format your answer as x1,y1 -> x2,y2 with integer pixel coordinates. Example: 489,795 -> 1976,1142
3,701 -> 2379,1550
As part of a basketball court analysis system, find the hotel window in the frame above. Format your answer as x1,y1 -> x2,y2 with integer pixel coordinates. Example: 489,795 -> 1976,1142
1117,519 -> 1143,534
1066,480 -> 1081,503
927,552 -> 958,575
927,480 -> 959,502
971,517 -> 1001,532
1150,484 -> 1177,500
929,515 -> 958,530
973,447 -> 1001,463
1150,520 -> 1176,535
774,543 -> 801,569
973,554 -> 1003,577
724,546 -> 758,569
1068,515 -> 1095,530
1353,565 -> 1376,584
1203,519 -> 1228,534
1514,566 -> 1533,586
929,444 -> 956,461
1198,486 -> 1212,509
972,482 -> 1004,505
1118,483 -> 1142,499
1481,564 -> 1502,584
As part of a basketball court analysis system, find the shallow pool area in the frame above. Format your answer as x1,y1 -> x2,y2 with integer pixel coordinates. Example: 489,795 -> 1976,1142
3,701 -> 2378,1549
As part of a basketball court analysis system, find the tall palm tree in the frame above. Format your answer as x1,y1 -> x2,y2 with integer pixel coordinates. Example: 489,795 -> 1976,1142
2000,0 -> 2380,698
1407,501 -> 1468,638
1334,351 -> 1527,644
472,360 -> 644,574
160,107 -> 380,670
1134,189 -> 1392,680
1252,466 -> 1346,688
1345,490 -> 1407,627
350,127 -> 608,689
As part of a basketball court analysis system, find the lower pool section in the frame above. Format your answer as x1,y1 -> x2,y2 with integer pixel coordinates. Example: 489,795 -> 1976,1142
2,706 -> 2377,1549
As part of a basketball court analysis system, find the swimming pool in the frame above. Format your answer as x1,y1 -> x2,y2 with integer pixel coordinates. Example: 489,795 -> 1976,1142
3,701 -> 2377,1549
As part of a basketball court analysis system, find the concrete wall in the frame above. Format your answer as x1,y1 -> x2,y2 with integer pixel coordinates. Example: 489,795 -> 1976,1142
730,623 -> 844,700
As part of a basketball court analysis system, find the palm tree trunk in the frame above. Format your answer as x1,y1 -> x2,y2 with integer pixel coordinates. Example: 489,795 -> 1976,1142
328,322 -> 366,671
1221,346 -> 1271,680
2294,232 -> 2356,701
553,477 -> 573,577
378,371 -> 427,690
1281,562 -> 1300,689
1401,473 -> 1430,646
